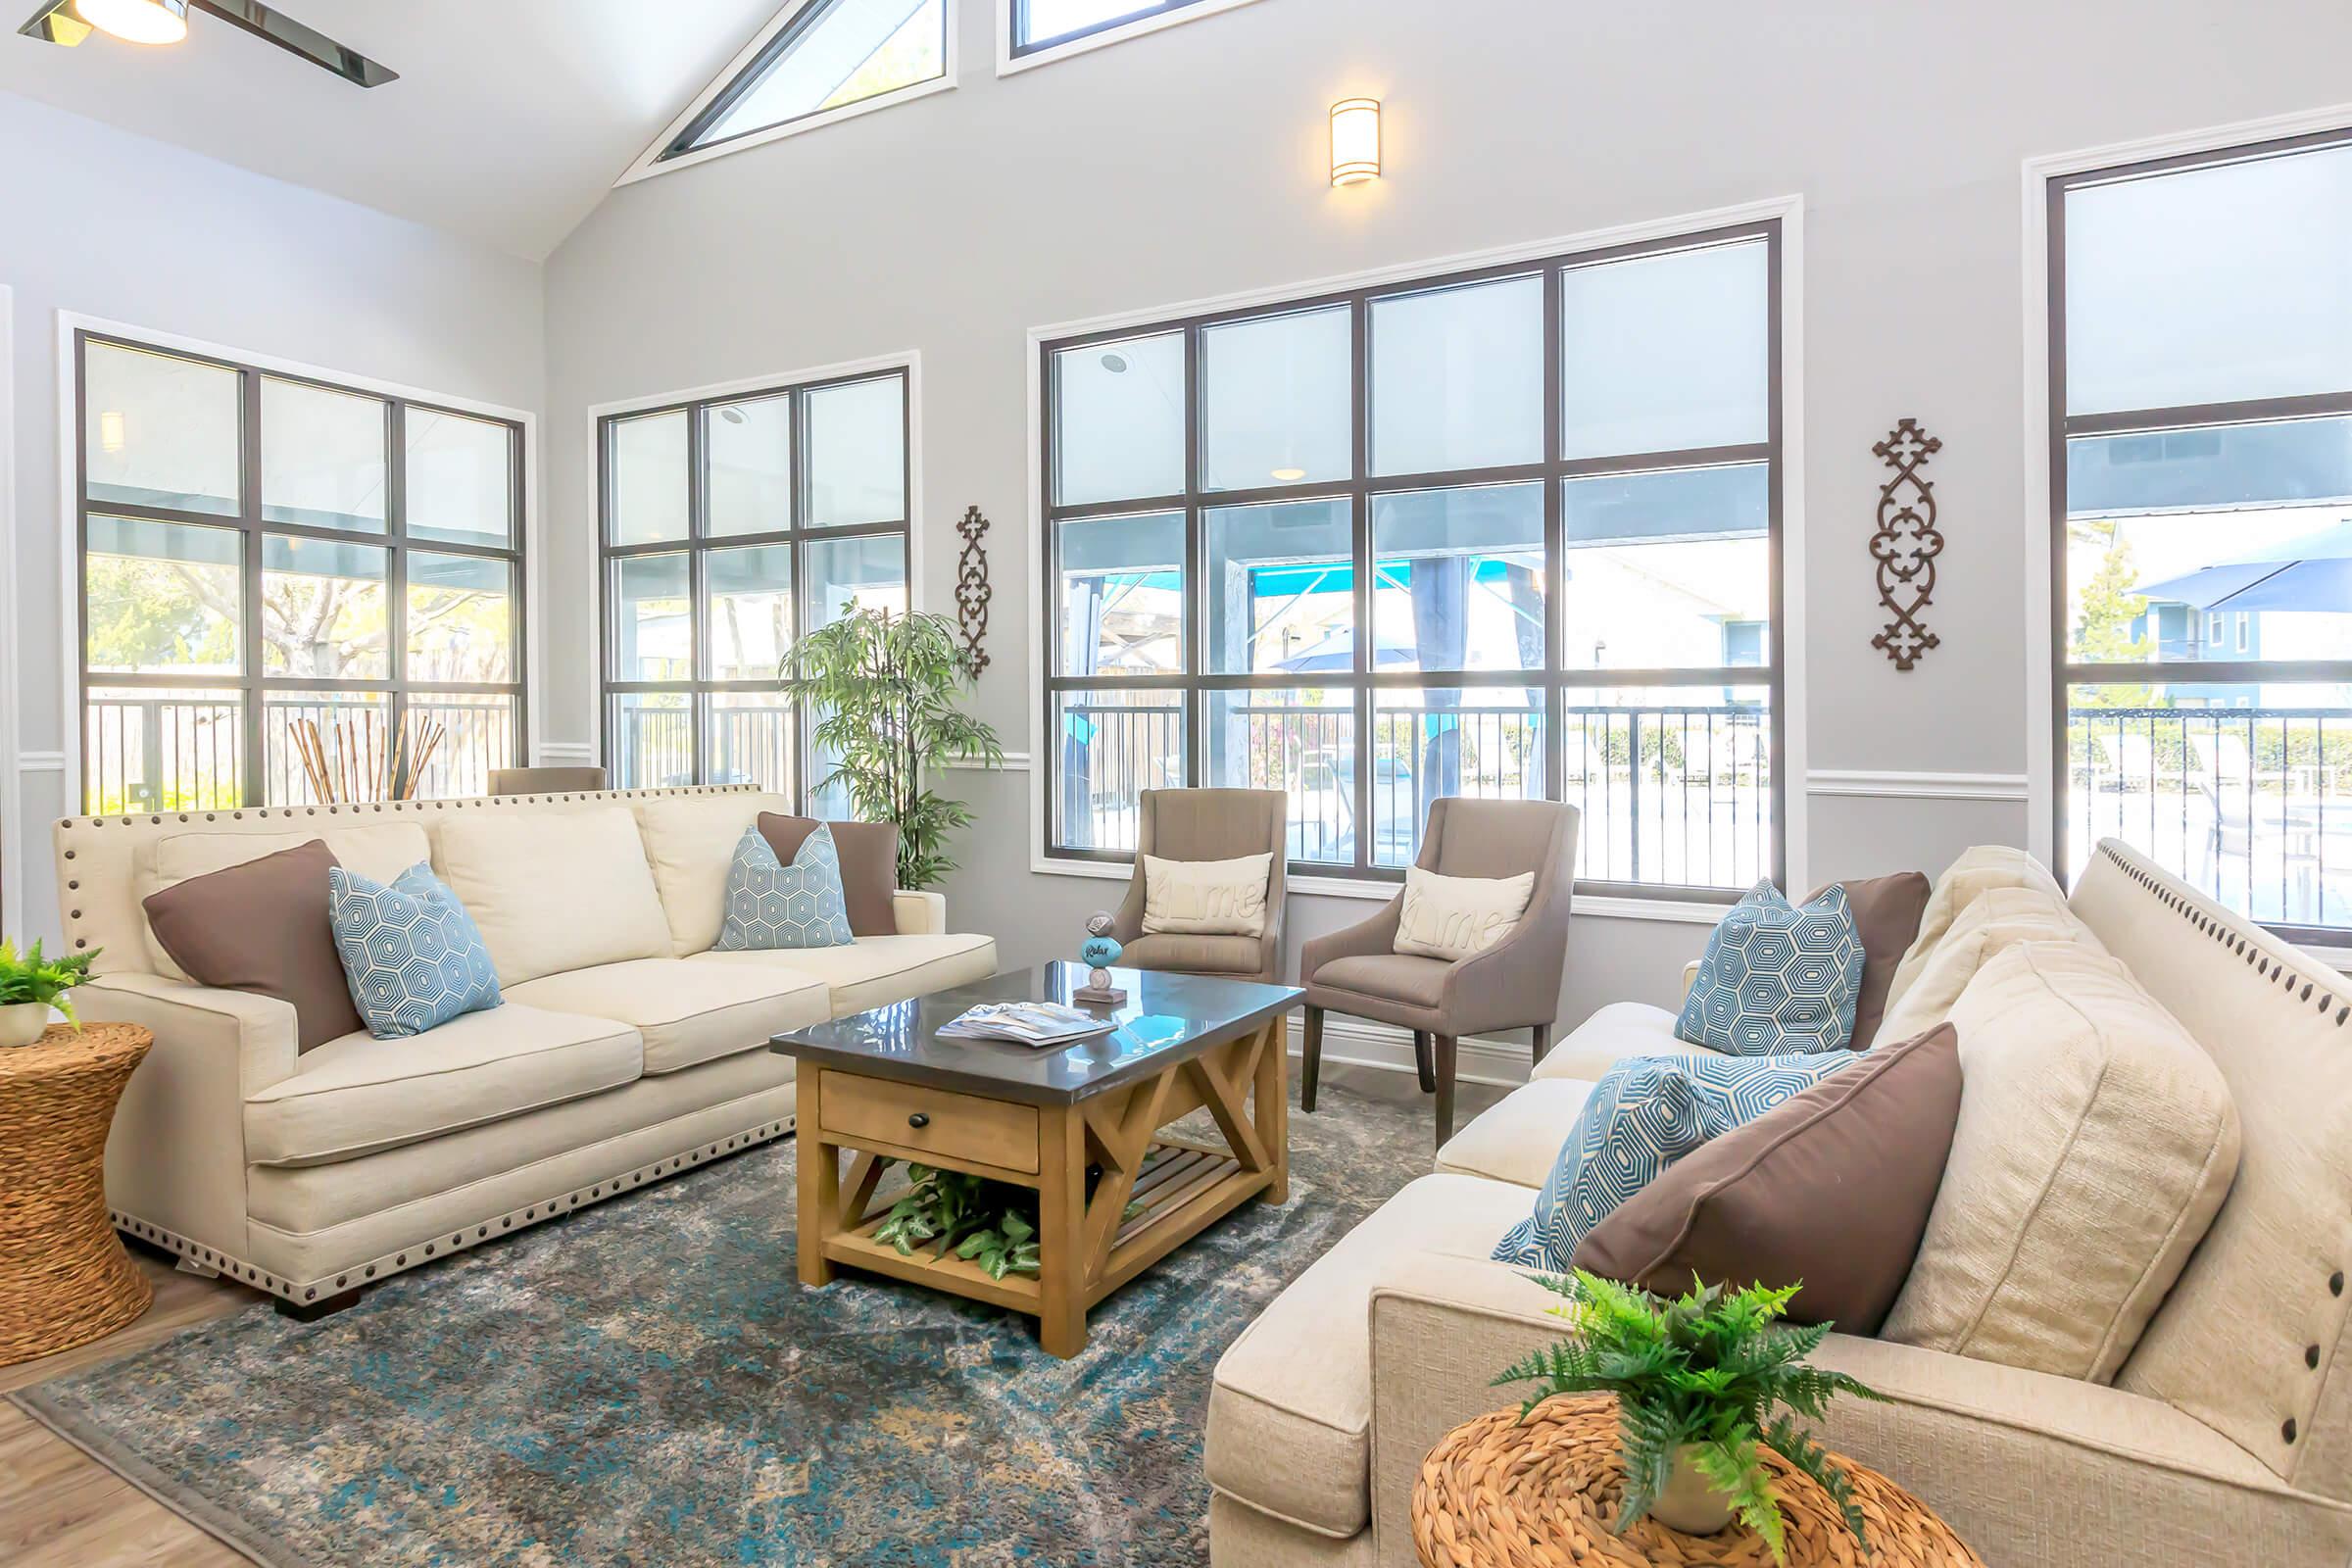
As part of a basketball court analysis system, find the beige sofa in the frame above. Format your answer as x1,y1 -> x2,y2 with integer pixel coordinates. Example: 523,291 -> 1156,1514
52,785 -> 996,1318
1207,839 -> 2352,1567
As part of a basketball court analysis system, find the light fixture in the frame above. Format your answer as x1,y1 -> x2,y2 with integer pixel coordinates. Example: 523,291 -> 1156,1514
99,411 -> 126,454
73,0 -> 187,45
1271,466 -> 1307,483
1329,97 -> 1381,188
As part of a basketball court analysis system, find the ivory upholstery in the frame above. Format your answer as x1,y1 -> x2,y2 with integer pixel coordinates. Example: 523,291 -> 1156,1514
54,786 -> 996,1313
1109,789 -> 1289,983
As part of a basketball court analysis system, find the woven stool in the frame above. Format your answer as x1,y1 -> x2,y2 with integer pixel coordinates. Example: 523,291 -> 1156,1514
0,1023 -> 154,1367
1414,1396 -> 1984,1568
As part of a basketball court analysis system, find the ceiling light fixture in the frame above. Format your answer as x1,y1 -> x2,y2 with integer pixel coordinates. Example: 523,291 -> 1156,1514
1330,97 -> 1381,188
1271,466 -> 1307,483
73,0 -> 185,44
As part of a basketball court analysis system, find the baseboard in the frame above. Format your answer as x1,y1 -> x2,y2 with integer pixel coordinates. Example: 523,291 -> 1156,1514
1289,1007 -> 1533,1090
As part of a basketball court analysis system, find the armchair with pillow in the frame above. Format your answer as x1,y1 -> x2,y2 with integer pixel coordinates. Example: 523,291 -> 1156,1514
1107,788 -> 1288,984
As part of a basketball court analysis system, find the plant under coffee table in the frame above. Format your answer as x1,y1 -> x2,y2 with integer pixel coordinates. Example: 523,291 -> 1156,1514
773,962 -> 1298,1357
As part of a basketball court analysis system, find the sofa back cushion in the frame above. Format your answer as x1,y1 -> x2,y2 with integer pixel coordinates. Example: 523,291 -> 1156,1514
1874,885 -> 2104,1043
141,839 -> 362,1054
1884,845 -> 2063,1012
134,823 -> 433,980
434,807 -> 670,985
631,791 -> 792,955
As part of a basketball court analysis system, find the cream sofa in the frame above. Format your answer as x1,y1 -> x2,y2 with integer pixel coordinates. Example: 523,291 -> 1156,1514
1207,839 -> 2352,1568
52,785 -> 996,1318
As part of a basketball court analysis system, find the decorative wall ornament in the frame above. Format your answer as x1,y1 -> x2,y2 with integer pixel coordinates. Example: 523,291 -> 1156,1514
954,505 -> 993,674
1869,417 -> 1944,671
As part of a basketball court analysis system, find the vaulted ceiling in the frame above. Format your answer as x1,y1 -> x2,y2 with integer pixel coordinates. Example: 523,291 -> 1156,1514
0,0 -> 784,259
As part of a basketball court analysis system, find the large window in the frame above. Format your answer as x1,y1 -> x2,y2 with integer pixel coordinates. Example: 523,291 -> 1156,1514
600,367 -> 911,808
1008,0 -> 1249,60
1041,224 -> 1784,897
2050,130 -> 2352,938
75,332 -> 525,813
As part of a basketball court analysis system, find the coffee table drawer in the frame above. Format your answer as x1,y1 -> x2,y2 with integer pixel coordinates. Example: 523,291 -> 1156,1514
817,1072 -> 1040,1175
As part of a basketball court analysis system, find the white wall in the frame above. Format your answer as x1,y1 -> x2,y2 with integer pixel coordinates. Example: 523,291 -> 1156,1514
0,89 -> 545,944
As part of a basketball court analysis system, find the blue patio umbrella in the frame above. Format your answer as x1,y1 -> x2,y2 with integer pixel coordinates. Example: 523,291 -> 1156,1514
2133,518 -> 2352,612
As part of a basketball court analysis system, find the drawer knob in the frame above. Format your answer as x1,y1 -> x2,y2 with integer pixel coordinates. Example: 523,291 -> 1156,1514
907,1112 -> 931,1130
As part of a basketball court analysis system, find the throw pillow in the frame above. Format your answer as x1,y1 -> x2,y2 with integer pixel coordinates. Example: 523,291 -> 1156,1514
1808,870 -> 1930,1051
142,839 -> 363,1054
1492,1050 -> 1858,1272
1884,845 -> 2064,1012
718,824 -> 855,952
759,814 -> 899,937
1142,853 -> 1272,938
1675,881 -> 1865,1054
1393,866 -> 1537,961
1574,1024 -> 1962,1334
327,862 -> 503,1040
1874,885 -> 2104,1044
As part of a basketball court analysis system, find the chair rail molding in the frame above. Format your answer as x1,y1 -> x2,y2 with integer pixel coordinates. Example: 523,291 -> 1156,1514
1805,768 -> 2030,802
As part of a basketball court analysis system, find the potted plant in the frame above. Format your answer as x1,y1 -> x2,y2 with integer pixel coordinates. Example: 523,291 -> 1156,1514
1493,1271 -> 1885,1562
783,604 -> 1004,892
0,939 -> 100,1048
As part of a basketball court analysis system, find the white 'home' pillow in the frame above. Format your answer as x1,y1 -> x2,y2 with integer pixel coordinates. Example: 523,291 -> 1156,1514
1142,853 -> 1271,938
1394,866 -> 1536,962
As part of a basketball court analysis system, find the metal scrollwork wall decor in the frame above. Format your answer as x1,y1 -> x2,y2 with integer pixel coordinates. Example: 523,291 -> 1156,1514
1869,417 -> 1944,670
954,505 -> 993,673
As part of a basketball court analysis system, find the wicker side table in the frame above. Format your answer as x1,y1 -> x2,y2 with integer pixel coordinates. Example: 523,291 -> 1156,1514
0,1022 -> 155,1366
1414,1396 -> 1984,1568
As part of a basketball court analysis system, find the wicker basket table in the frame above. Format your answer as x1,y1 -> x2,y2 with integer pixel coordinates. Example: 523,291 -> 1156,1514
1414,1396 -> 1983,1568
0,1022 -> 154,1366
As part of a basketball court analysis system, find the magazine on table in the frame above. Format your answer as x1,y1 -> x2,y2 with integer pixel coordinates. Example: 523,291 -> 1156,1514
936,1001 -> 1115,1047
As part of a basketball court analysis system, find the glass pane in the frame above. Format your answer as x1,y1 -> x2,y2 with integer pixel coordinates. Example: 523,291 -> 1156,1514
611,412 -> 689,545
1370,483 -> 1545,672
1020,0 -> 1165,48
693,0 -> 946,149
1371,693 -> 1547,867
2065,143 -> 2352,416
409,692 -> 515,800
1561,241 -> 1768,460
806,377 -> 906,527
265,690 -> 389,806
1559,465 -> 1770,669
1201,306 -> 1351,491
84,687 -> 241,813
2065,502 -> 2352,668
1562,683 -> 1772,890
1054,331 -> 1183,507
1203,497 -> 1352,675
612,553 -> 691,681
262,534 -> 388,680
409,553 -> 515,683
84,515 -> 241,675
2067,683 -> 2352,930
1206,688 -> 1354,864
709,545 -> 794,680
83,342 -> 240,515
708,693 -> 795,793
2067,416 -> 2352,516
706,394 -> 792,537
1053,687 -> 1186,853
803,533 -> 906,630
262,378 -> 386,531
1055,510 -> 1183,677
611,691 -> 695,790
1370,275 -> 1543,476
406,410 -> 514,548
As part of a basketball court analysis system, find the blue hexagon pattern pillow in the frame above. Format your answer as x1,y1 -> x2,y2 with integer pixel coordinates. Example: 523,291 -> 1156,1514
1673,880 -> 1864,1055
715,824 -> 854,953
327,861 -> 503,1040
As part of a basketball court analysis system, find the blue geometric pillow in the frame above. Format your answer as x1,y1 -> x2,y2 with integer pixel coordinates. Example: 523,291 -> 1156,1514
327,862 -> 503,1040
1674,881 -> 1865,1054
1493,1051 -> 1857,1270
715,824 -> 854,952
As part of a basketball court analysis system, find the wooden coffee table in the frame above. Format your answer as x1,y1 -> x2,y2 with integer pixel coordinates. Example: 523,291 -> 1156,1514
773,962 -> 1298,1357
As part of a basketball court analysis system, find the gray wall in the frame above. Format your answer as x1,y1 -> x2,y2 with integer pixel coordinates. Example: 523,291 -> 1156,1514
1,90 -> 545,943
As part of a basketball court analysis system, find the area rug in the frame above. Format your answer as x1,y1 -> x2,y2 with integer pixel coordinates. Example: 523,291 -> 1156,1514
11,1080 -> 1451,1567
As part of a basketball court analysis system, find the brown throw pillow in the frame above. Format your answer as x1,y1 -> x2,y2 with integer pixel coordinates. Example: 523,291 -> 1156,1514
141,839 -> 362,1054
1572,1023 -> 1962,1335
757,814 -> 900,937
1808,870 -> 1930,1051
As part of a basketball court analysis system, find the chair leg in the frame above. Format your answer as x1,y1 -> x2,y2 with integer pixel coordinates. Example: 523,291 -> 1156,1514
1432,1035 -> 1459,1148
1531,1021 -> 1552,1066
1412,1030 -> 1437,1094
1300,1005 -> 1325,1113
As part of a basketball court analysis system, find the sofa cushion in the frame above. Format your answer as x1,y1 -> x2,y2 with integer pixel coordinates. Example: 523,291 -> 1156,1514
1207,1173 -> 1531,1539
1434,1078 -> 1598,1189
1814,870 -> 1930,1051
243,1004 -> 642,1167
505,958 -> 830,1074
1312,954 -> 1453,1010
690,933 -> 997,1016
1120,932 -> 1264,975
1882,942 -> 2241,1382
1530,1000 -> 1717,1085
328,862 -> 505,1039
142,839 -> 361,1054
715,825 -> 854,952
1676,881 -> 1865,1054
434,807 -> 671,985
1875,885 -> 2104,1043
1885,844 -> 2063,1012
759,814 -> 901,939
135,822 -> 433,980
632,791 -> 791,956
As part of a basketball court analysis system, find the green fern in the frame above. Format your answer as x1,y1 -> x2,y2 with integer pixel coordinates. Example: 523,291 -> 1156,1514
0,939 -> 100,1028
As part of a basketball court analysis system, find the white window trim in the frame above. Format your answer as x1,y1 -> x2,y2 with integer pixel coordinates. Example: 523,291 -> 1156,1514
2020,102 -> 2352,868
997,0 -> 1263,76
1021,193 -> 1809,918
52,310 -> 542,824
617,0 -> 958,187
0,284 -> 21,941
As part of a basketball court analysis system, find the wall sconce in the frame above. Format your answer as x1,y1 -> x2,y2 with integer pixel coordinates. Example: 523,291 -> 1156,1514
1330,98 -> 1381,187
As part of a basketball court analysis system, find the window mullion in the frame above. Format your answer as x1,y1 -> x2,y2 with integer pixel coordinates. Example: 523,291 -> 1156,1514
238,368 -> 266,808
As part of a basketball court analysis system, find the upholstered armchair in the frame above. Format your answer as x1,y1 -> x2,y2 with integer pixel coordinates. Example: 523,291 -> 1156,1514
1299,797 -> 1579,1145
1108,789 -> 1289,985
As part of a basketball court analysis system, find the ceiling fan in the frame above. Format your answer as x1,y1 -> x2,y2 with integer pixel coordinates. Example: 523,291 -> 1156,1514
19,0 -> 397,86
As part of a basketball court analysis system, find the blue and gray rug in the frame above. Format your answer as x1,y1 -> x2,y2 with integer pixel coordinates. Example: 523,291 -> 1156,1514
12,1080 -> 1441,1567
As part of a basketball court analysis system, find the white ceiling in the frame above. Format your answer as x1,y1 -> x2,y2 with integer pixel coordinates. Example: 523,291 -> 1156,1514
0,0 -> 783,259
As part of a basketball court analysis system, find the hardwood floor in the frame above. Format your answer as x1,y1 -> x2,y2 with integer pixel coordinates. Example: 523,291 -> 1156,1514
0,1061 -> 1506,1567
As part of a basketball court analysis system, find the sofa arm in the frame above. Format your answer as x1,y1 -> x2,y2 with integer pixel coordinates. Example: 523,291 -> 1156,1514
1681,957 -> 1701,1002
893,890 -> 947,937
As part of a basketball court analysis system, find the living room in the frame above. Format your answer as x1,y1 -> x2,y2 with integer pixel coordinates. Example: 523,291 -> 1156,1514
0,2 -> 2346,1564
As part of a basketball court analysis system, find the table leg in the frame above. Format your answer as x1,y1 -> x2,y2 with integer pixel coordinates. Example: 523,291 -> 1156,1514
1037,1102 -> 1089,1358
1255,1015 -> 1289,1205
796,1068 -> 838,1288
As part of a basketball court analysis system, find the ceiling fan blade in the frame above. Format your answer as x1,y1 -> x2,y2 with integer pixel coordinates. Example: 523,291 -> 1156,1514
190,0 -> 398,86
18,0 -> 94,44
